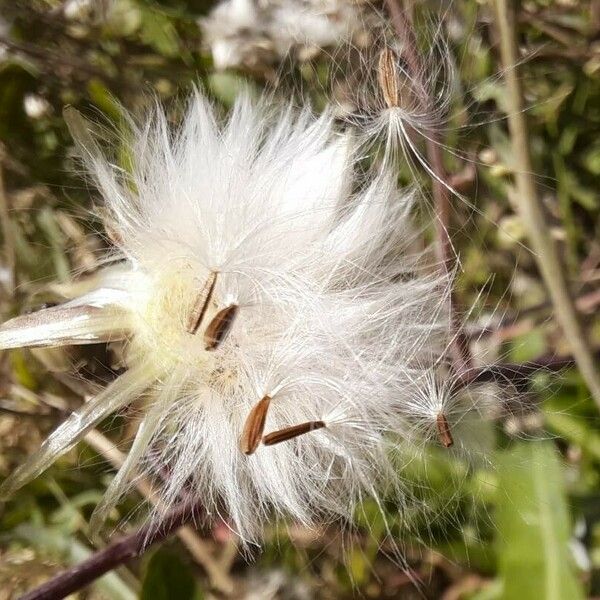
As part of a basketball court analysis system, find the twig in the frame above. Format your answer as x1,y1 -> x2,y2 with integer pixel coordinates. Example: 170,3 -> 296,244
0,37 -> 108,80
19,497 -> 205,600
84,429 -> 235,595
456,354 -> 580,389
383,0 -> 473,376
494,0 -> 600,408
0,401 -> 51,418
0,155 -> 16,293
466,288 -> 600,341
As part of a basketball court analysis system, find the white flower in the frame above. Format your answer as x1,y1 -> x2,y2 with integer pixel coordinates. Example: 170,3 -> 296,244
63,0 -> 94,20
0,90 -> 454,543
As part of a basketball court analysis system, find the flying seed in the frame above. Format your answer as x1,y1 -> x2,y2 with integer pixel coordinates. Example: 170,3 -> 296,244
378,47 -> 400,108
186,271 -> 218,334
436,413 -> 454,448
204,304 -> 238,350
263,421 -> 326,446
240,395 -> 272,455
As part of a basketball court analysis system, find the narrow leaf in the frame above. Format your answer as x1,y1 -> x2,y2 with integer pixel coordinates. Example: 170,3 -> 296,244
495,442 -> 584,600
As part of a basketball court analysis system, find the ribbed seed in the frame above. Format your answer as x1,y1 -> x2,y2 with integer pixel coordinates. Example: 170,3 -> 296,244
204,304 -> 238,350
240,395 -> 272,455
186,271 -> 218,334
436,413 -> 454,448
378,47 -> 400,108
263,421 -> 326,446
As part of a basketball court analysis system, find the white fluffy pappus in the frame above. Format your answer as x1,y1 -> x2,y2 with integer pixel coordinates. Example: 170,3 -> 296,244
345,18 -> 459,181
0,90 -> 457,543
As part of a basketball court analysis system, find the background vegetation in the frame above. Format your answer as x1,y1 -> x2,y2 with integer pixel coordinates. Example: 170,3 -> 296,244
0,0 -> 599,598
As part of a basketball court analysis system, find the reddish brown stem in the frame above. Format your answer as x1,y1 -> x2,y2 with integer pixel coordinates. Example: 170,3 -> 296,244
20,499 -> 205,600
383,0 -> 473,376
455,353 -> 586,389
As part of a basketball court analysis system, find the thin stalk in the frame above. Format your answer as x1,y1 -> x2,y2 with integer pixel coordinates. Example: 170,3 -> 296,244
466,288 -> 600,341
494,0 -> 600,407
456,354 -> 583,389
19,498 -> 204,600
0,159 -> 16,292
383,0 -> 473,376
84,429 -> 235,595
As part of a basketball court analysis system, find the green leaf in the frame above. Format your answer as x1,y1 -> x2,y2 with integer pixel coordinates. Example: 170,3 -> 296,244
495,442 -> 585,600
581,143 -> 600,176
14,523 -> 136,600
506,328 -> 547,363
544,410 -> 600,464
141,546 -> 202,600
87,79 -> 123,123
139,8 -> 181,58
207,73 -> 258,108
36,207 -> 70,283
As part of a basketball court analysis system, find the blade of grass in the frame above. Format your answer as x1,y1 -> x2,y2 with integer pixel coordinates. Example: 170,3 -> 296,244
496,442 -> 585,600
0,155 -> 16,293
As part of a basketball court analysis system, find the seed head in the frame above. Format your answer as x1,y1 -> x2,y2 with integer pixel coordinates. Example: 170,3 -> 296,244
0,90 -> 455,543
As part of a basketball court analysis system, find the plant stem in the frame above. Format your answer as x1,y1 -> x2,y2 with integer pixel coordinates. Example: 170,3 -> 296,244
19,498 -> 204,600
84,429 -> 235,595
383,0 -> 473,376
0,157 -> 16,293
494,0 -> 600,408
456,354 -> 582,389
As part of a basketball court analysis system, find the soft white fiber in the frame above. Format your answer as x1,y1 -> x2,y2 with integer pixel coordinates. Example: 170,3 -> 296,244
0,90 -> 455,543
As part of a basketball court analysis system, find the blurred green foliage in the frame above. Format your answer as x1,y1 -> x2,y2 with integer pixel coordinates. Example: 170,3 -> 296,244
496,442 -> 585,599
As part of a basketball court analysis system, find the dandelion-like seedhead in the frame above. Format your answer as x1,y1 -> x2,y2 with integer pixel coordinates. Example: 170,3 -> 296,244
0,89 -> 468,543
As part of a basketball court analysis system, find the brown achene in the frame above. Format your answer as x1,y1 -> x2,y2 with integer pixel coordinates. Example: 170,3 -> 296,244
240,395 -> 272,455
436,413 -> 454,448
204,304 -> 238,350
186,271 -> 218,334
378,47 -> 401,109
263,421 -> 326,446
